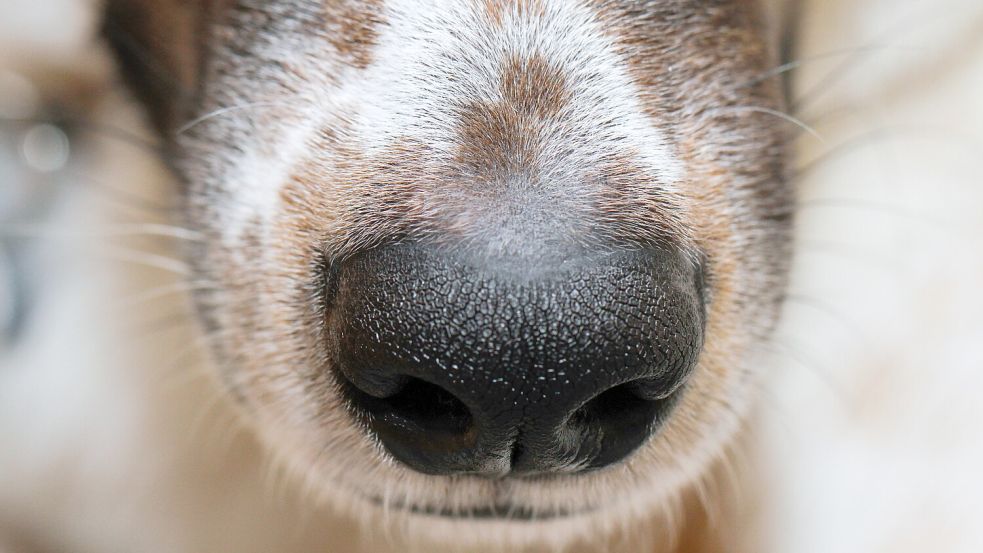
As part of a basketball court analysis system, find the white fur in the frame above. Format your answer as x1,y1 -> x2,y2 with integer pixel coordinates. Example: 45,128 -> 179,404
348,0 -> 681,181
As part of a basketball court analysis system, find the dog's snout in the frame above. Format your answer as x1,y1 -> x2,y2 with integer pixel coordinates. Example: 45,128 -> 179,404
328,243 -> 705,476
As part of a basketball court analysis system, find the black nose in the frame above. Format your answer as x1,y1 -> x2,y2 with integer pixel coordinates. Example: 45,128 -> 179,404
327,242 -> 705,476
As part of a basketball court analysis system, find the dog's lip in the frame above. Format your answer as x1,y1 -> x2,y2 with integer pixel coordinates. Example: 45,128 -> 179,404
364,494 -> 597,521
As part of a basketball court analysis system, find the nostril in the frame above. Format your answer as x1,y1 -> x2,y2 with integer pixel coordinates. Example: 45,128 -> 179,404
571,379 -> 681,470
341,374 -> 481,474
344,376 -> 474,436
579,381 -> 655,425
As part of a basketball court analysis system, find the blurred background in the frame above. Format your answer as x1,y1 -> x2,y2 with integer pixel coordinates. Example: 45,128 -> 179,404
1,0 -> 982,552
754,1 -> 983,552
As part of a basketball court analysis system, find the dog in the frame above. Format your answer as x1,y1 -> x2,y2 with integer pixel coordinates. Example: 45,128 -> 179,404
2,0 -> 982,552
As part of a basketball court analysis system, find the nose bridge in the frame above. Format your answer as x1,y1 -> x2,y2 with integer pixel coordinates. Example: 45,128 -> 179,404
330,242 -> 704,475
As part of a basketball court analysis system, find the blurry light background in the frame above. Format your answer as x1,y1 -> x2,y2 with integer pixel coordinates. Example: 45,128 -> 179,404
0,0 -> 981,552
758,2 -> 983,552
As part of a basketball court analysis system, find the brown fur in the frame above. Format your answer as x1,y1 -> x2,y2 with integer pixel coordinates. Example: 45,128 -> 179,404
484,0 -> 547,26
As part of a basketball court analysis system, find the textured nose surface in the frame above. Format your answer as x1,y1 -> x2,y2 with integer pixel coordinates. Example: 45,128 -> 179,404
327,243 -> 705,476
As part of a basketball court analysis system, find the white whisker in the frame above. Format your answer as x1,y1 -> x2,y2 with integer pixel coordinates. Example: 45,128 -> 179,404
739,44 -> 907,90
94,245 -> 192,275
717,105 -> 826,143
112,280 -> 218,309
177,99 -> 300,135
0,223 -> 203,242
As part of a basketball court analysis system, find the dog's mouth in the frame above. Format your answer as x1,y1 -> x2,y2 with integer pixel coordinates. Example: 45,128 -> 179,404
366,494 -> 597,521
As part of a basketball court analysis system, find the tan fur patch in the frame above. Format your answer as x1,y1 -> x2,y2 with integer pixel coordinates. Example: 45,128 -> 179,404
324,0 -> 384,70
454,54 -> 569,181
483,0 -> 546,26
